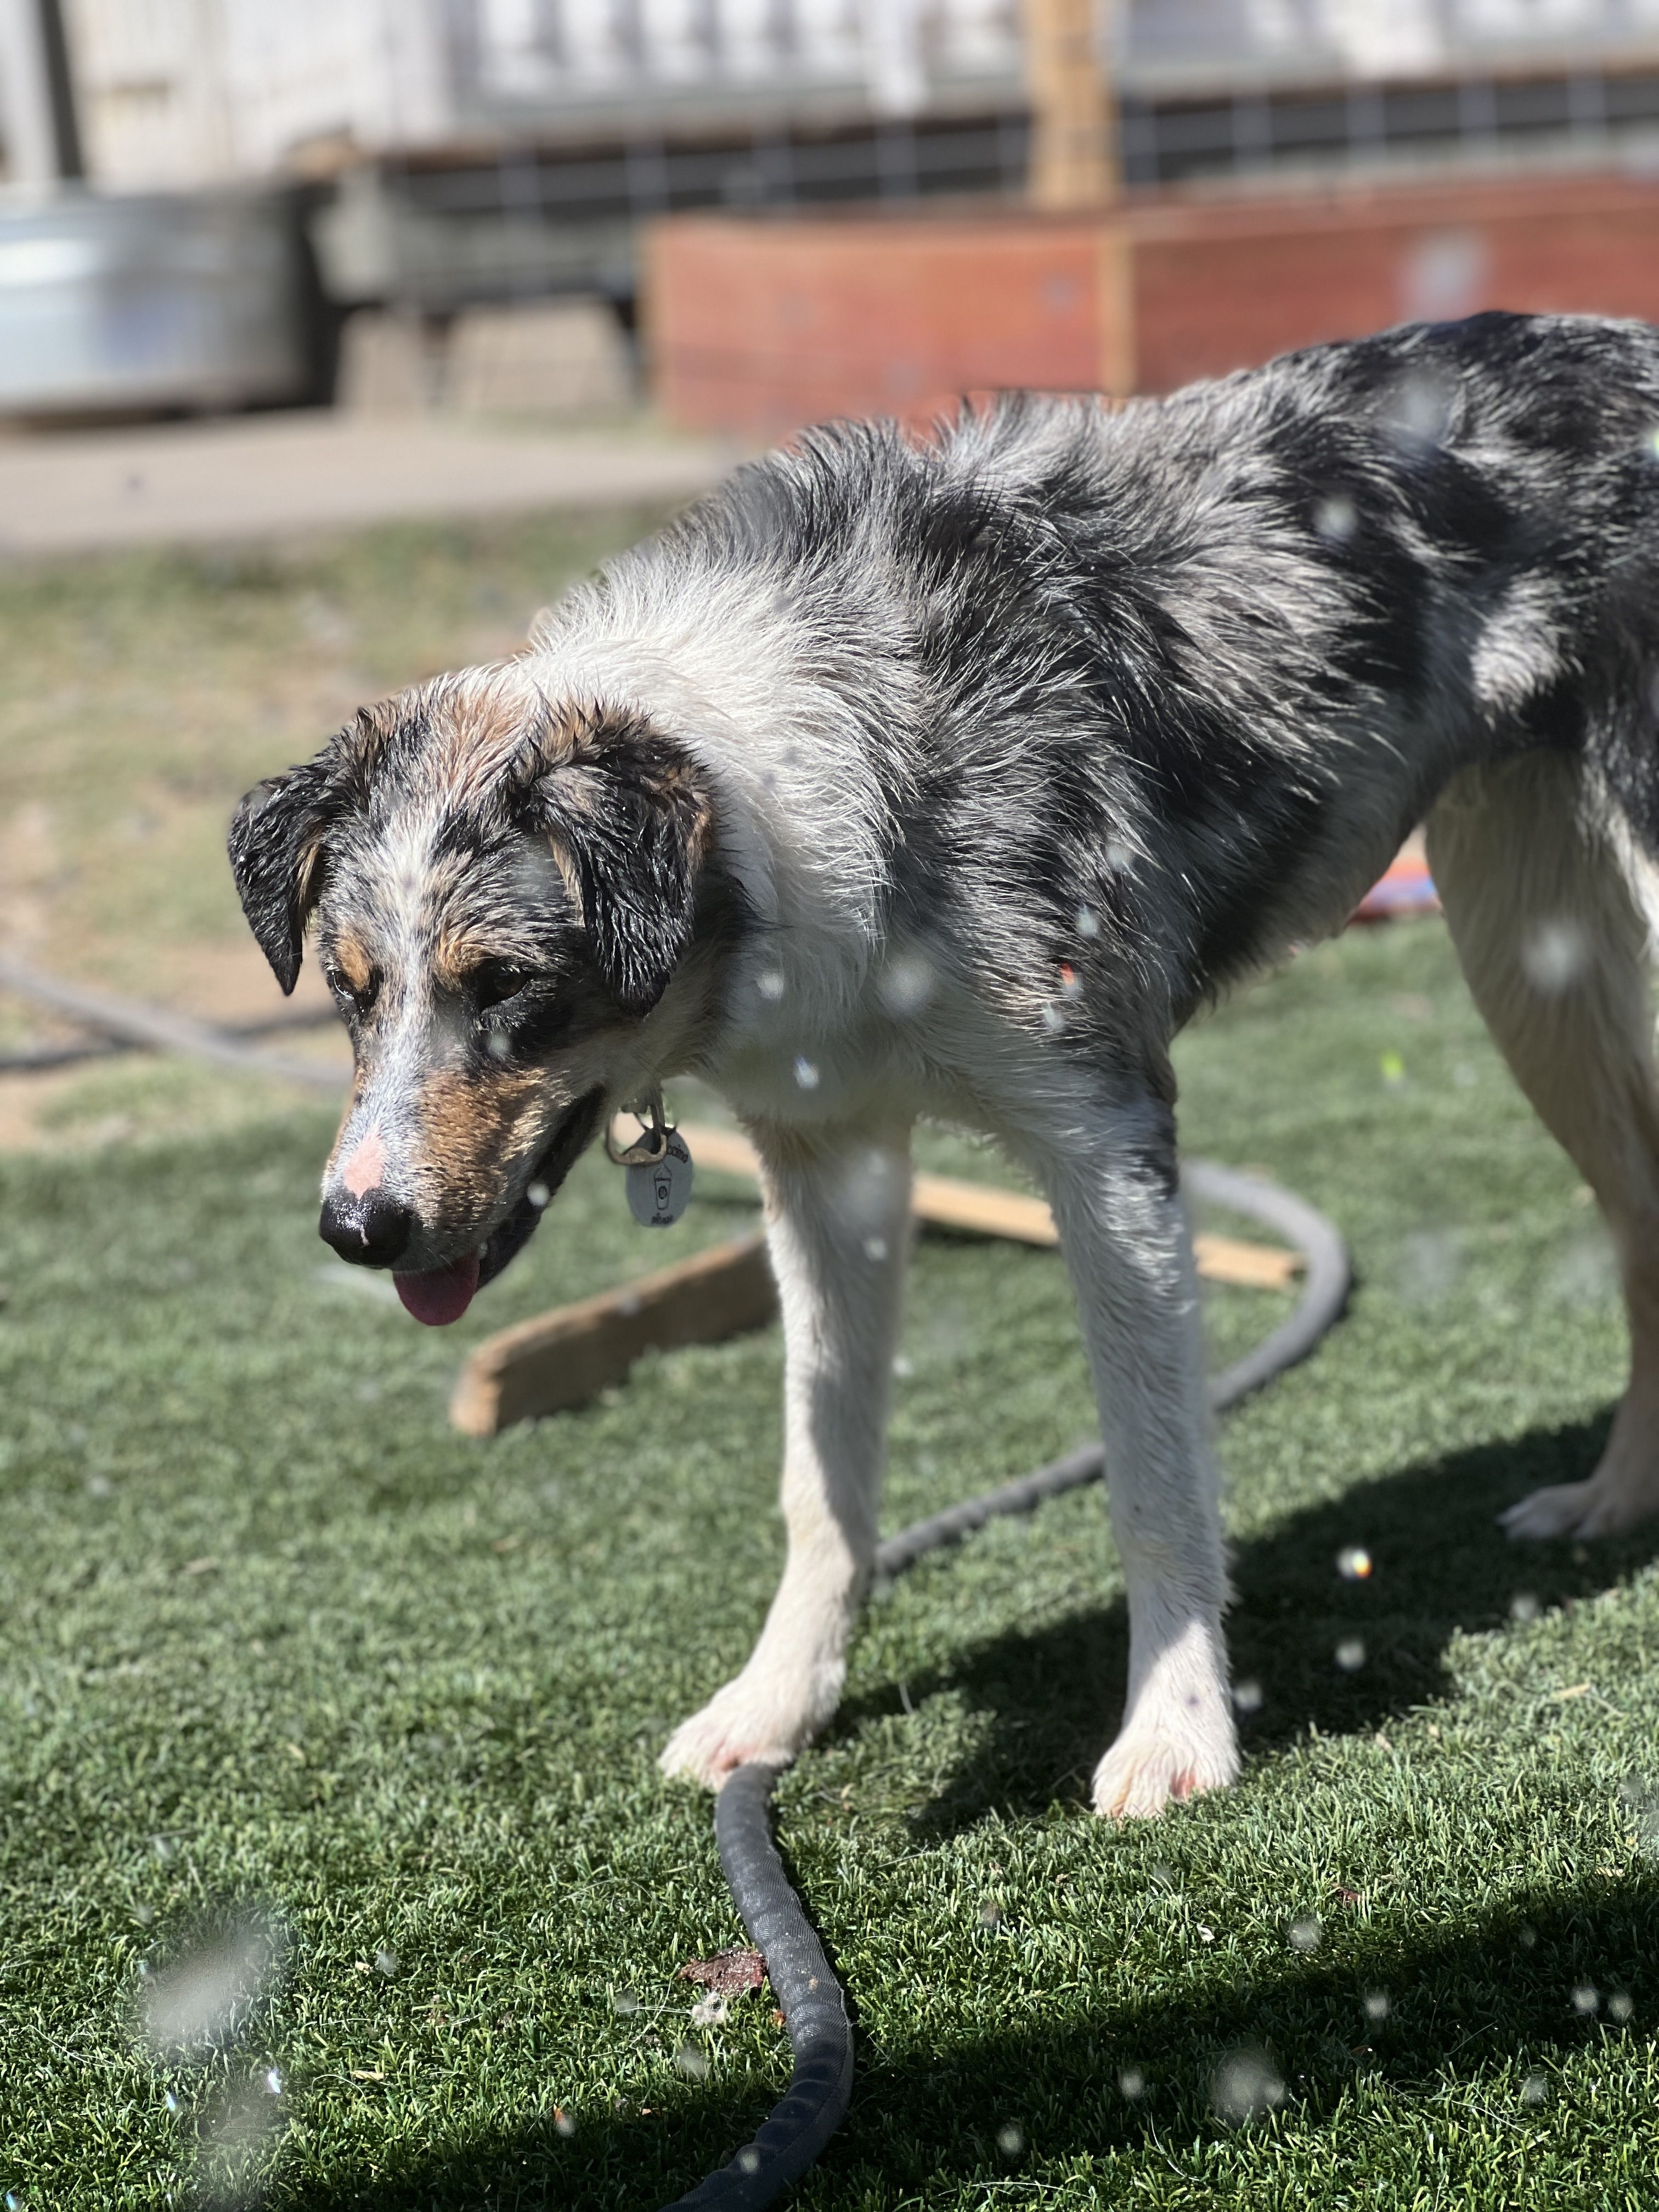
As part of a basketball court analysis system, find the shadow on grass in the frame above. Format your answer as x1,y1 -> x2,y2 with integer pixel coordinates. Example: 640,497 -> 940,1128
839,1412 -> 1659,1834
295,1872 -> 1659,2209
284,1418 -> 1659,2208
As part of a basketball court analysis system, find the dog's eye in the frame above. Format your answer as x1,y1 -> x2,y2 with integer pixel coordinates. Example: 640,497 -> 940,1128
470,960 -> 534,1012
324,963 -> 379,1017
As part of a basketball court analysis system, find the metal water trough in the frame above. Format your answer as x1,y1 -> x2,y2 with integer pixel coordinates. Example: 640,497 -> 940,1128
0,188 -> 313,416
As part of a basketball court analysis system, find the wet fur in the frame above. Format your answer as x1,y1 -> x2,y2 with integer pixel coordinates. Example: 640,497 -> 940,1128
232,312 -> 1659,1816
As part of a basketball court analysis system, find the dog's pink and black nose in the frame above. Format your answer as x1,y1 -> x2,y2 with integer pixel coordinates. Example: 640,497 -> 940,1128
319,1187 -> 414,1268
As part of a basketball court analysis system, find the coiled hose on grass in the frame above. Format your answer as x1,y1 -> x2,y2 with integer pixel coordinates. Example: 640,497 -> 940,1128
662,1159 -> 1351,2210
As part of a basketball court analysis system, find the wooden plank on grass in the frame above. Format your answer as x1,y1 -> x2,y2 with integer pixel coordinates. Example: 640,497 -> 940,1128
449,1232 -> 776,1437
678,1121 -> 1301,1289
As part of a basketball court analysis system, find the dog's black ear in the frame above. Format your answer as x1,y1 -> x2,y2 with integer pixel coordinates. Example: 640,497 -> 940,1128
227,757 -> 336,995
529,714 -> 713,1017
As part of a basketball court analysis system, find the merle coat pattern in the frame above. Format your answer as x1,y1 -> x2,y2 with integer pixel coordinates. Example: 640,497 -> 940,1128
230,312 -> 1659,1816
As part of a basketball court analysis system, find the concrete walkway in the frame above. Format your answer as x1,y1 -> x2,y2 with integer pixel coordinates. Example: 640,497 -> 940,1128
0,410 -> 740,556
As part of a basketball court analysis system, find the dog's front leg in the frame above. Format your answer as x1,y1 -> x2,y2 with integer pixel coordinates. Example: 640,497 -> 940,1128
659,1118 -> 912,1789
1034,1099 -> 1239,1819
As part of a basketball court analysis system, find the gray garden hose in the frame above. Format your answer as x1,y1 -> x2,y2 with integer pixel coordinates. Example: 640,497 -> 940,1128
661,1159 -> 1351,2211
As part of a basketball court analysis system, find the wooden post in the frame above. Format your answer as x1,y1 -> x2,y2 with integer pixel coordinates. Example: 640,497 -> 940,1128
1024,0 -> 1117,211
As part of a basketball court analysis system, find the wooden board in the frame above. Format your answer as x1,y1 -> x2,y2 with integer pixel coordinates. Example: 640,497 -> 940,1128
449,1233 -> 776,1437
679,1122 -> 1302,1290
452,1125 -> 1304,1436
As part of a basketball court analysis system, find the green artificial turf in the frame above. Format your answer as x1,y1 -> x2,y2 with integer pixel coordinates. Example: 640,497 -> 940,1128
5,916 -> 1659,2210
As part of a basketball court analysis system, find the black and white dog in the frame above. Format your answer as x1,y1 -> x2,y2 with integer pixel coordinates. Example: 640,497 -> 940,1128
230,312 -> 1659,1818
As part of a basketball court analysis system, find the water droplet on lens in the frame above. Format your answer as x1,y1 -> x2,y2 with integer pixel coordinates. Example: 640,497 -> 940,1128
878,949 -> 934,1015
1522,918 -> 1589,996
527,1181 -> 550,1209
1335,1637 -> 1366,1672
1211,2046 -> 1285,2124
1232,1678 -> 1263,1714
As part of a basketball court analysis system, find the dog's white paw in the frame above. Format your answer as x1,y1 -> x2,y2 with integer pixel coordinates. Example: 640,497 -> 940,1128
1090,1615 -> 1239,1820
659,1666 -> 833,1791
1500,1473 -> 1657,1541
1091,1713 -> 1240,1820
1503,1386 -> 1659,1541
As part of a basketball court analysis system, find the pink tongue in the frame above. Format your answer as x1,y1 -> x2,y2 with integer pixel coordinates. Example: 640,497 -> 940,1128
394,1251 -> 482,1327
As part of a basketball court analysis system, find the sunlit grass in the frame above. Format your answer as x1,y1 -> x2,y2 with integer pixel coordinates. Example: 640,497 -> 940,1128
3,917 -> 1657,2208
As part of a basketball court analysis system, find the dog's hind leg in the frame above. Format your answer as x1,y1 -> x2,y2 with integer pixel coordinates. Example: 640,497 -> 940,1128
1026,1088 -> 1238,1819
1427,751 -> 1659,1539
659,1116 -> 912,1787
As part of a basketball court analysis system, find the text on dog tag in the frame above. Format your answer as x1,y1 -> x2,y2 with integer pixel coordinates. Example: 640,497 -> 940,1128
627,1128 -> 694,1227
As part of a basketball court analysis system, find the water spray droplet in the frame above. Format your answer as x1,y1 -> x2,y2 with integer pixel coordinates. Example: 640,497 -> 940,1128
1522,918 -> 1589,996
1212,2046 -> 1285,2124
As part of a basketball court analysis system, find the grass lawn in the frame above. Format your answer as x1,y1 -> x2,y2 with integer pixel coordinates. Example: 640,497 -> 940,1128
2,514 -> 1658,2207
4,913 -> 1659,2210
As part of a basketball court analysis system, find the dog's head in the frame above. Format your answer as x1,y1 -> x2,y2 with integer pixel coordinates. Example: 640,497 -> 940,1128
228,668 -> 719,1323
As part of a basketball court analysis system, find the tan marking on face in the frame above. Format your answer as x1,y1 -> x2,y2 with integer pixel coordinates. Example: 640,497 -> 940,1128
408,1063 -> 550,1223
433,923 -> 511,997
421,668 -> 557,807
332,929 -> 375,996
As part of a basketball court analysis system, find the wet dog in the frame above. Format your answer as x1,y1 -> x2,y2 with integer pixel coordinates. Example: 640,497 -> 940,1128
231,311 -> 1659,1817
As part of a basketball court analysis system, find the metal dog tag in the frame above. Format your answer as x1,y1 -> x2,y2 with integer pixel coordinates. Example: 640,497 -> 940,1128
627,1128 -> 694,1227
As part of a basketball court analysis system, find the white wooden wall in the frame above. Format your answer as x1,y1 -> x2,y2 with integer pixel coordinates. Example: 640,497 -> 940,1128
13,0 -> 1659,193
